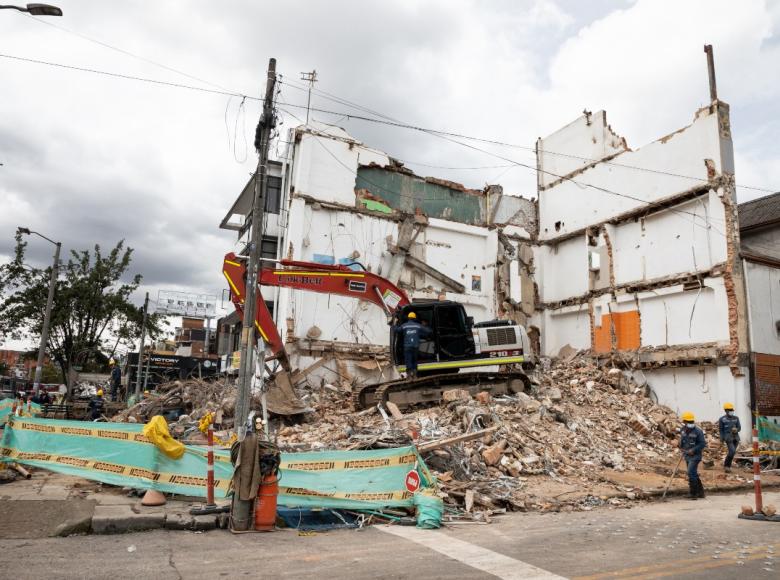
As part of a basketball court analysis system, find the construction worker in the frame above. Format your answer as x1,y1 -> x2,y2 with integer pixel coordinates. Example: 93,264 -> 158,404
109,359 -> 121,402
718,403 -> 741,472
396,312 -> 432,379
88,389 -> 105,421
679,412 -> 706,499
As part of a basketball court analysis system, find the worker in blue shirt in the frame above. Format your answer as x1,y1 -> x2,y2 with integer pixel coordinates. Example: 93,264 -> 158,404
718,402 -> 741,473
679,411 -> 707,499
396,312 -> 432,379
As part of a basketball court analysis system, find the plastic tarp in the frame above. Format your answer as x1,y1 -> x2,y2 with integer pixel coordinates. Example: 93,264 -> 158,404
0,398 -> 40,422
0,416 -> 434,510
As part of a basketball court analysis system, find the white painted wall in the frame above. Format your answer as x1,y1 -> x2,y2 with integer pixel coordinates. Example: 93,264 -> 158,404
279,200 -> 504,349
537,110 -> 627,188
612,191 -> 728,284
646,366 -> 751,428
635,280 -> 731,347
540,304 -> 591,355
745,261 -> 780,355
538,108 -> 723,239
536,236 -> 589,303
291,123 -> 389,207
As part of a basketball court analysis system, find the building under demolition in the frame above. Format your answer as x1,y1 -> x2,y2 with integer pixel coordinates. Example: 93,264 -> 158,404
219,94 -> 779,430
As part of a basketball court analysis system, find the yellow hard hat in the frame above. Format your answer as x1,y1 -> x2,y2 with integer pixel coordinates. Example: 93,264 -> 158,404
109,359 -> 115,366
681,411 -> 694,422
144,390 -> 150,395
97,389 -> 104,397
723,402 -> 734,411
408,312 -> 417,319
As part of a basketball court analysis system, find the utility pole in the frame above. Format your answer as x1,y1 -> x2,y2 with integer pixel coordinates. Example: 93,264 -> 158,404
32,241 -> 61,395
134,292 -> 149,399
300,69 -> 317,125
235,57 -> 277,437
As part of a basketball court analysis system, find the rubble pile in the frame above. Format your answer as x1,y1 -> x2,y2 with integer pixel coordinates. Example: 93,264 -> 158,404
274,357 -> 726,513
112,378 -> 251,433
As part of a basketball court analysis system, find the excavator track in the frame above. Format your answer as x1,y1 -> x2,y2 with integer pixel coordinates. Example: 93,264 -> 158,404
353,371 -> 531,410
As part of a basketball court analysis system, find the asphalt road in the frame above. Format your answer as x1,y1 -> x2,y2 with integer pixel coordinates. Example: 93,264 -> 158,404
1,491 -> 777,579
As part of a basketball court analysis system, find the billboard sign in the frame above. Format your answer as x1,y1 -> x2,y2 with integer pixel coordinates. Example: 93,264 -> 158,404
156,290 -> 218,318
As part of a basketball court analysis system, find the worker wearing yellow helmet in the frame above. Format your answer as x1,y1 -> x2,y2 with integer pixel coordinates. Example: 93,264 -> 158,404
718,403 -> 741,473
395,311 -> 432,379
679,412 -> 706,499
88,389 -> 105,421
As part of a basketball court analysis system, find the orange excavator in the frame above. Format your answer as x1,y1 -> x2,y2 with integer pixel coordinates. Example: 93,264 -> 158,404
222,253 -> 534,411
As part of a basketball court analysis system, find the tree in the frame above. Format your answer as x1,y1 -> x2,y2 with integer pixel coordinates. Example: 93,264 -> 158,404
0,236 -> 164,385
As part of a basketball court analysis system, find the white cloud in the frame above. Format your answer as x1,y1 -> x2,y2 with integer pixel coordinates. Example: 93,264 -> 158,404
0,0 -> 777,314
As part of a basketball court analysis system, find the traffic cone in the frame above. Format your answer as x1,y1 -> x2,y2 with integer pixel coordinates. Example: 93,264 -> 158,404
141,489 -> 167,506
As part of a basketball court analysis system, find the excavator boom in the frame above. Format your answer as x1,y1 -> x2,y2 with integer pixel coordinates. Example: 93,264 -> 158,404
222,253 -> 410,370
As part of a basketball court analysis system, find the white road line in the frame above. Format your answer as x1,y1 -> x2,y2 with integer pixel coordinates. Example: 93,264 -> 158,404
377,525 -> 566,580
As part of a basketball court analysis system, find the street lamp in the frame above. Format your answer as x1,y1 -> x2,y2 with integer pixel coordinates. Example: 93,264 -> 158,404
17,227 -> 61,395
0,3 -> 63,15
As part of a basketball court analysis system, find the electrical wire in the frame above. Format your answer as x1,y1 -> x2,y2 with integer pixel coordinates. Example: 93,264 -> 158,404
1,51 -> 775,205
277,77 -> 775,194
26,14 -> 241,94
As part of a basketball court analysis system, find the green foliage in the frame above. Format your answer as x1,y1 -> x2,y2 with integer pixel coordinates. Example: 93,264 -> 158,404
0,237 -> 163,383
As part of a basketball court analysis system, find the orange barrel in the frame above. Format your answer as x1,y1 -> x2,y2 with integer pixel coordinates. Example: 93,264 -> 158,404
253,474 -> 278,531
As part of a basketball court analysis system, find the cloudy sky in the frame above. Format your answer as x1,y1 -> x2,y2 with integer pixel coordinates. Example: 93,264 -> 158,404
1,0 -> 778,325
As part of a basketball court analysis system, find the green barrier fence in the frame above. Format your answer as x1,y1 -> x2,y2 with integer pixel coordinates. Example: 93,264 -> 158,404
0,415 -> 434,510
757,415 -> 780,444
0,398 -> 41,421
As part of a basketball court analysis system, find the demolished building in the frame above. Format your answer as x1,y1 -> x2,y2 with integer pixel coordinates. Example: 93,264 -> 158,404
219,95 -> 776,430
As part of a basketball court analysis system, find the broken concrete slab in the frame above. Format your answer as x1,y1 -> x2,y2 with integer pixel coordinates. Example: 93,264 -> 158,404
91,505 -> 165,534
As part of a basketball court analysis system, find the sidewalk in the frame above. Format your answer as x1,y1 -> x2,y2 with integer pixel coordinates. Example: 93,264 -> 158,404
0,469 -> 225,538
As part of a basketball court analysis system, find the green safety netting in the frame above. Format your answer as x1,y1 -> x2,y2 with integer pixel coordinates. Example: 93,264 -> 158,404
0,414 -> 434,510
757,415 -> 780,444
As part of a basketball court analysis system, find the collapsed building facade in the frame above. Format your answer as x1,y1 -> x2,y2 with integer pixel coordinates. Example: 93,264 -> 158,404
220,96 -> 778,430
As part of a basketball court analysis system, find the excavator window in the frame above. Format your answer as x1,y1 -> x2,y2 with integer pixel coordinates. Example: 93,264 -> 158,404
434,304 -> 473,359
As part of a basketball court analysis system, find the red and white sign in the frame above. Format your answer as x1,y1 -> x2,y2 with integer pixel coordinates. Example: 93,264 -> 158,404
405,469 -> 421,493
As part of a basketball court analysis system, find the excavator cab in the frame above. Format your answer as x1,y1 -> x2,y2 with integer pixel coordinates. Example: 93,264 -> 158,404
391,302 -> 476,374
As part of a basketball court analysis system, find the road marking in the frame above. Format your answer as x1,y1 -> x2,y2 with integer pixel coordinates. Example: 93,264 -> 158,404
377,525 -> 565,580
574,543 -> 777,580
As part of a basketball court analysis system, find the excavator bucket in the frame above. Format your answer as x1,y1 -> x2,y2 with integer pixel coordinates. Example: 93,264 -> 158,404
264,370 -> 312,416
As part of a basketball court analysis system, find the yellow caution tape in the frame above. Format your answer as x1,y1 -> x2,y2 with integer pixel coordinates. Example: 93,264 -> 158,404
0,446 -> 231,489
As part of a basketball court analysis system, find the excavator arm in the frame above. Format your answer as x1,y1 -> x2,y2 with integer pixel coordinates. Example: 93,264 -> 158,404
222,252 -> 410,371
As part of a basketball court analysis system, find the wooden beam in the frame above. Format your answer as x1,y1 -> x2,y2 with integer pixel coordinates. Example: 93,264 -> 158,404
417,425 -> 499,453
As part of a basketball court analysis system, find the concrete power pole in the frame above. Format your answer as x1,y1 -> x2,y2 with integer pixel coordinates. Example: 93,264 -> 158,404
32,241 -> 61,395
134,292 -> 149,398
300,69 -> 317,125
235,58 -> 277,437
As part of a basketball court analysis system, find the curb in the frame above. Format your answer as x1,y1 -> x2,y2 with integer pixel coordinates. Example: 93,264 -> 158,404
88,505 -> 220,534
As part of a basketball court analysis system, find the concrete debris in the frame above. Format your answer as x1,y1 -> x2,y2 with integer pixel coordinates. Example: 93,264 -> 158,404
270,355 -> 747,514
112,378 -> 256,434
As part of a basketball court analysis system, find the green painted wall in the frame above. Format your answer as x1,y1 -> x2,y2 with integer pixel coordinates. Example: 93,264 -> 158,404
356,167 -> 485,225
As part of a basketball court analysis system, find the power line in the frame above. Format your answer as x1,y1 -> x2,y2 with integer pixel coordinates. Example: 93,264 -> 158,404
277,78 -> 775,194
1,51 -> 774,203
26,14 -> 240,94
0,52 -> 254,99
